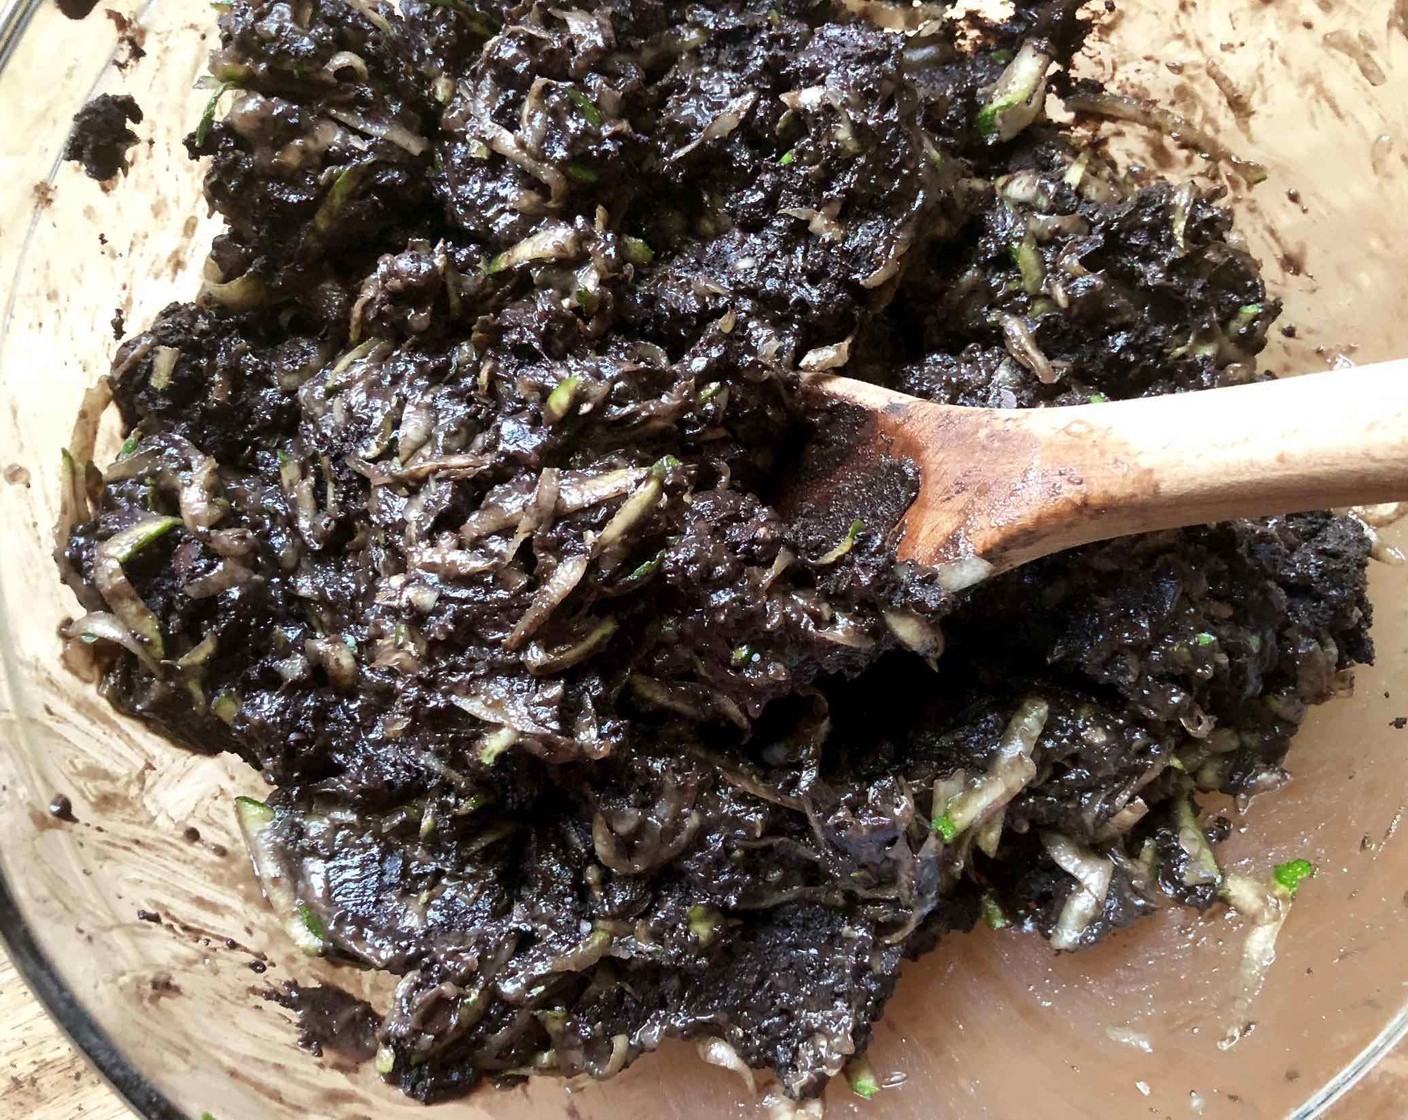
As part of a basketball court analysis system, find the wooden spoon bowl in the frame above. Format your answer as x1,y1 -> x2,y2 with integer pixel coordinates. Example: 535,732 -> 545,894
798,362 -> 1408,583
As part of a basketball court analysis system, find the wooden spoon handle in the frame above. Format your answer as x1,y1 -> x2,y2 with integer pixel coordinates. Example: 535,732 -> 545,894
966,360 -> 1408,570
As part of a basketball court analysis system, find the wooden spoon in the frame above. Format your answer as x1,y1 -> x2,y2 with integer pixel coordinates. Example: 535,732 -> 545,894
795,361 -> 1408,587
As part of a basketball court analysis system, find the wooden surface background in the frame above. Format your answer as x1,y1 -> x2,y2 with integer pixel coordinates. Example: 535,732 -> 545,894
1,949 -> 127,1120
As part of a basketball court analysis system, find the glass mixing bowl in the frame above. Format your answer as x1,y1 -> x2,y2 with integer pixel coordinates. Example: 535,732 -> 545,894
2,1 -> 1407,1117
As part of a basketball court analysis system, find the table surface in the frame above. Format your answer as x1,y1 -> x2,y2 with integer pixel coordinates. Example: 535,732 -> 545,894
1,950 -> 127,1120
1,945 -> 1404,1120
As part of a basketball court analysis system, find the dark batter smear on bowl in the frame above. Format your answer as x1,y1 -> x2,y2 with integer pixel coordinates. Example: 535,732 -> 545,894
55,0 -> 1373,1104
267,981 -> 382,1062
64,93 -> 143,181
55,0 -> 101,20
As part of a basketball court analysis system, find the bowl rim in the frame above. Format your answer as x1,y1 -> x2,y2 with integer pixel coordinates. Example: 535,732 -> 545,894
0,0 -> 39,72
0,6 -> 177,1114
